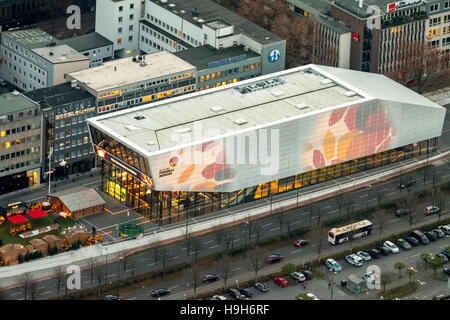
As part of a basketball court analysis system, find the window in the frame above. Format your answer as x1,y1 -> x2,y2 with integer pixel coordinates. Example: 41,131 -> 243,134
118,27 -> 123,33
430,3 -> 439,12
129,35 -> 133,41
118,16 -> 123,22
130,3 -> 134,9
129,14 -> 134,20
119,6 -> 123,11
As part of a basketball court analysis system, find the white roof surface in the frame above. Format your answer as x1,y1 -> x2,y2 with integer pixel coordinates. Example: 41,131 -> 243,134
32,45 -> 88,64
50,187 -> 105,212
88,64 -> 443,157
67,51 -> 196,92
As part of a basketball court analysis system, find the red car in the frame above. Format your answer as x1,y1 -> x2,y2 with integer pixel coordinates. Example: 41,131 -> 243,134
273,277 -> 288,288
293,239 -> 310,248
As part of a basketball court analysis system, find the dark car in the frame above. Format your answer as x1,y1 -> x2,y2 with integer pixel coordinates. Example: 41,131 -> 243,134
444,268 -> 450,276
293,239 -> 310,248
254,282 -> 269,293
229,288 -> 246,300
151,288 -> 170,297
368,248 -> 381,258
378,247 -> 392,256
432,229 -> 445,238
104,295 -> 122,300
202,274 -> 219,283
300,270 -> 314,280
396,238 -> 412,250
441,250 -> 450,259
265,254 -> 283,264
395,208 -> 410,217
404,236 -> 419,247
424,231 -> 438,241
436,253 -> 449,263
239,288 -> 253,298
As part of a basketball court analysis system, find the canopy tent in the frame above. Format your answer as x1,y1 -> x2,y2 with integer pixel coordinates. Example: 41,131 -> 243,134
7,215 -> 28,224
27,209 -> 47,219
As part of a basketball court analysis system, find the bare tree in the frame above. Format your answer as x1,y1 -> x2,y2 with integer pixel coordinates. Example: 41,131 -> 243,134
28,280 -> 40,300
248,245 -> 265,283
224,229 -> 235,253
15,272 -> 34,300
434,187 -> 447,222
311,224 -> 326,262
53,265 -> 66,296
375,209 -> 390,243
284,216 -> 292,238
159,247 -> 173,279
217,255 -> 234,290
402,193 -> 418,232
0,287 -> 5,300
213,224 -> 226,250
150,237 -> 162,265
187,261 -> 201,299
336,193 -> 344,217
251,222 -> 263,246
94,265 -> 105,296
190,237 -> 202,263
277,208 -> 284,235
87,257 -> 96,286
183,226 -> 195,257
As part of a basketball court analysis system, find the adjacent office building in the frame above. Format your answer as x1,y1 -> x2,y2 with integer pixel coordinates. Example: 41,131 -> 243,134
425,0 -> 450,51
0,92 -> 42,195
24,83 -> 96,178
61,32 -> 114,67
87,64 -> 445,225
0,28 -> 90,91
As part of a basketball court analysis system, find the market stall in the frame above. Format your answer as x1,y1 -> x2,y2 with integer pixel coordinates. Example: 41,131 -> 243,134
7,215 -> 31,235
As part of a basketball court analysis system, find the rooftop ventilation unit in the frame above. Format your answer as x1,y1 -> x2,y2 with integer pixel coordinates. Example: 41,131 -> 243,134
210,105 -> 224,113
192,8 -> 199,16
233,119 -> 248,125
197,18 -> 205,23
169,3 -> 176,7
125,125 -> 139,132
176,127 -> 192,134
147,141 -> 156,146
134,115 -> 146,120
160,0 -> 168,3
193,17 -> 198,21
180,10 -> 186,13
71,80 -> 77,87
321,79 -> 333,85
11,90 -> 20,96
271,90 -> 285,97
295,103 -> 310,110
344,91 -> 356,97
140,61 -> 147,67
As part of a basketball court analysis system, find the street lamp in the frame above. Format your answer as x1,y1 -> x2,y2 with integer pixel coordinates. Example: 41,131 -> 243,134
236,279 -> 239,289
328,268 -> 336,300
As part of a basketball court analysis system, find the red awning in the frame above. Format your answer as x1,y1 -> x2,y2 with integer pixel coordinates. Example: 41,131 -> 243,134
7,215 -> 28,224
28,209 -> 47,219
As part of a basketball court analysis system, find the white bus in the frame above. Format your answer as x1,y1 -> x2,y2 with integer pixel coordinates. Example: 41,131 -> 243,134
328,220 -> 373,245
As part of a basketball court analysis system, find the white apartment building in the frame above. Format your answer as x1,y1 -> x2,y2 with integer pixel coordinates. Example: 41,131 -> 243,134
0,28 -> 89,91
425,0 -> 450,51
95,0 -> 145,59
61,32 -> 114,67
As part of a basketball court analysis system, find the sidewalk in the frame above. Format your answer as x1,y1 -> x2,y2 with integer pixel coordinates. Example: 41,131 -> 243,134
1,147 -> 449,288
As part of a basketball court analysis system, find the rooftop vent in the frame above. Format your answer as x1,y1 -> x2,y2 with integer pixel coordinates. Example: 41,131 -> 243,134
180,10 -> 186,14
344,91 -> 356,97
210,105 -> 224,113
233,119 -> 248,125
134,115 -> 146,120
197,18 -> 205,23
169,3 -> 176,7
295,103 -> 310,110
321,79 -> 333,85
125,125 -> 139,132
193,17 -> 198,21
11,90 -> 20,96
160,0 -> 168,3
147,141 -> 156,146
49,51 -> 54,56
71,80 -> 77,87
176,127 -> 191,134
271,90 -> 285,97
140,61 -> 147,67
192,8 -> 199,16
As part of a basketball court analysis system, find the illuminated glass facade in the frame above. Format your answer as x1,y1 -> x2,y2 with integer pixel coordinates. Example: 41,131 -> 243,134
99,138 -> 437,226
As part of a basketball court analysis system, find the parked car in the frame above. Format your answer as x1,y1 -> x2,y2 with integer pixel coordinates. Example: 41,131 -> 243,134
293,239 -> 310,247
230,288 -> 246,300
291,271 -> 306,282
378,246 -> 392,256
383,240 -> 400,253
356,251 -> 371,261
438,225 -> 450,235
202,274 -> 219,283
300,269 -> 314,280
441,250 -> 450,260
239,288 -> 253,298
404,236 -> 419,247
396,238 -> 412,250
254,282 -> 269,292
424,231 -> 438,241
395,208 -> 410,217
368,248 -> 381,259
424,206 -> 440,215
436,253 -> 449,263
411,229 -> 430,245
151,288 -> 170,297
273,277 -> 289,288
325,258 -> 342,272
444,268 -> 450,276
211,295 -> 227,300
345,254 -> 364,267
265,254 -> 283,264
104,295 -> 122,300
432,229 -> 445,238
304,293 -> 319,300
398,180 -> 415,190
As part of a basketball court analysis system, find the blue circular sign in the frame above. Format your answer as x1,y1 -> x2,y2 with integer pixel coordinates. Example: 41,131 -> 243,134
268,49 -> 281,63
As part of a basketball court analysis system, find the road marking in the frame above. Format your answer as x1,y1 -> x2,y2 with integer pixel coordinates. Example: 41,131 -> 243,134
10,292 -> 21,297
233,267 -> 242,271
387,192 -> 396,197
290,221 -> 301,226
180,247 -> 187,251
209,245 -> 219,249
203,240 -> 213,245
381,188 -> 389,192
328,210 -> 338,214
301,212 -> 309,216
83,280 -> 92,284
168,285 -> 178,290
291,249 -> 302,254
145,263 -> 156,267
270,227 -> 280,232
360,194 -> 368,198
41,291 -> 52,296
411,253 -> 421,258
390,219 -> 399,223
232,239 -> 240,242
141,257 -> 151,262
323,205 -> 332,209
262,223 -> 272,228
128,297 -> 137,300
105,274 -> 117,278
170,256 -> 179,261
439,244 -> 448,249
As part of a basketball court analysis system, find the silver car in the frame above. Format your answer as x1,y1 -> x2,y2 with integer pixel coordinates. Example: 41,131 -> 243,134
356,251 -> 371,261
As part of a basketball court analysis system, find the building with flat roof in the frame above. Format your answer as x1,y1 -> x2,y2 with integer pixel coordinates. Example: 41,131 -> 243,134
24,82 -> 96,178
66,51 -> 196,114
61,32 -> 114,67
424,0 -> 450,52
0,92 -> 42,195
0,28 -> 90,91
87,64 -> 445,225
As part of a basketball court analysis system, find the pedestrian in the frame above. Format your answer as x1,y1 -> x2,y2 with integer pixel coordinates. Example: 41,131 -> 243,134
303,281 -> 307,290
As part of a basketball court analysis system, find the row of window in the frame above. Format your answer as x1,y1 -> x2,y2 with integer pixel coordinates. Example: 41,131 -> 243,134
0,147 -> 39,161
0,122 -> 40,138
1,109 -> 39,123
54,148 -> 93,163
197,79 -> 237,91
198,63 -> 261,83
56,136 -> 90,151
430,1 -> 450,13
2,37 -> 47,68
2,134 -> 40,149
55,114 -> 92,129
3,48 -> 47,75
54,126 -> 89,140
0,159 -> 40,173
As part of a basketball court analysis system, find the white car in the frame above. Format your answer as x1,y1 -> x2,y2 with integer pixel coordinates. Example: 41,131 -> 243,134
356,251 -> 371,261
306,293 -> 319,300
291,272 -> 306,282
383,240 -> 399,253
325,258 -> 342,272
439,225 -> 450,235
211,295 -> 227,300
345,254 -> 363,267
